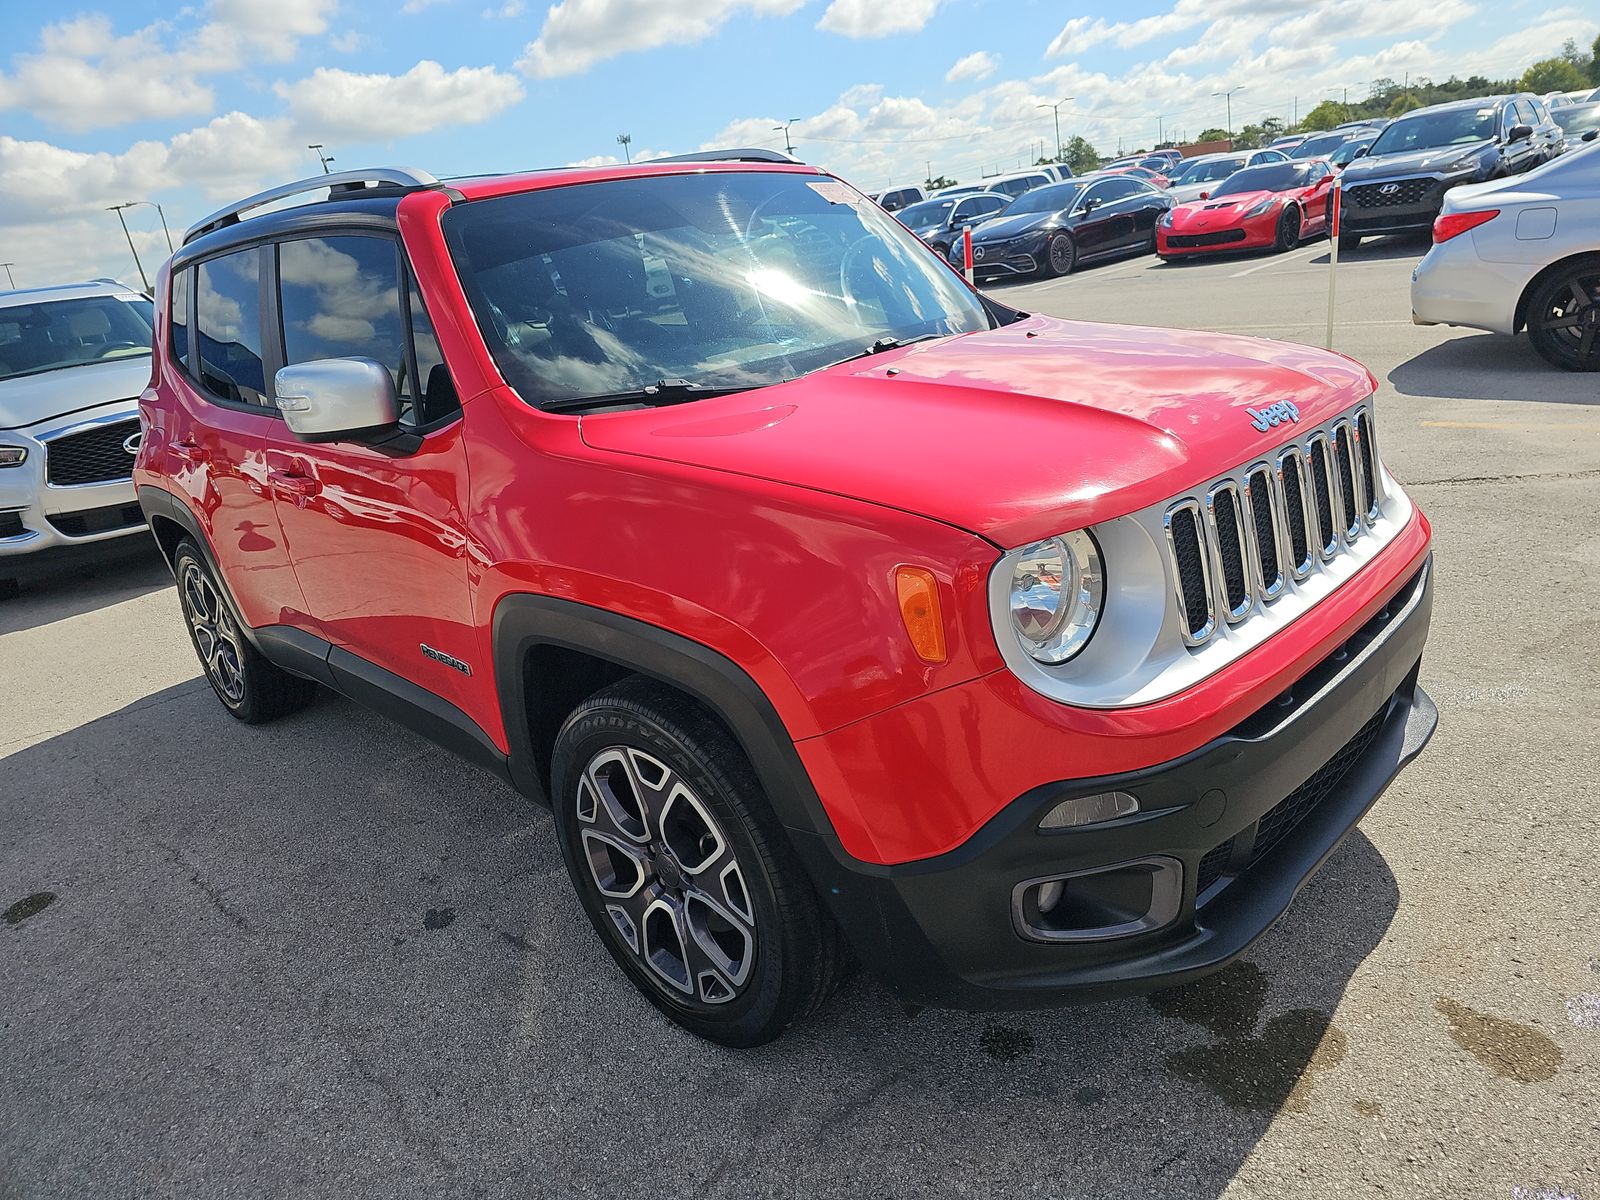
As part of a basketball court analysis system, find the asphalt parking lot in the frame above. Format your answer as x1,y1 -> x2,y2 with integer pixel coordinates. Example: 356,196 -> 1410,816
3,236 -> 1598,1200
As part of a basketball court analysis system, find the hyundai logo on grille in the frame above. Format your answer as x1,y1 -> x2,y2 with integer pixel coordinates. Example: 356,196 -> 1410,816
1246,401 -> 1301,432
1378,183 -> 1401,196
122,432 -> 143,456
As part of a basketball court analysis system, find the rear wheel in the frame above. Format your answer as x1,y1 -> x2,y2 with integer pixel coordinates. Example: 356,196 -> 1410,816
1274,205 -> 1302,252
173,539 -> 318,723
1337,230 -> 1362,253
1043,232 -> 1077,277
551,678 -> 847,1046
1526,257 -> 1600,372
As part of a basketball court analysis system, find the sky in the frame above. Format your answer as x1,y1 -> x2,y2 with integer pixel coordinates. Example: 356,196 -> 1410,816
1,0 -> 1595,286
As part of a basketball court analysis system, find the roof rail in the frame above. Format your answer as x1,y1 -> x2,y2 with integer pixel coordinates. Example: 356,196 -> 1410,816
649,148 -> 804,166
183,167 -> 445,245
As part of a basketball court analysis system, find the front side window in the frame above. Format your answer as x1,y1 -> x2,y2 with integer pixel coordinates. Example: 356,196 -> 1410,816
0,294 -> 153,382
443,172 -> 992,411
197,248 -> 267,405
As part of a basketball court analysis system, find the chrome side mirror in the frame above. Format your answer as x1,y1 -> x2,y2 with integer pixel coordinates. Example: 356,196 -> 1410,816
274,358 -> 399,442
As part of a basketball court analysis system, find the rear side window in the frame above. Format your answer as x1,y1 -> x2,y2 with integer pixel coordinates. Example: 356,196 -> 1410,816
197,248 -> 267,406
170,269 -> 190,369
278,234 -> 457,429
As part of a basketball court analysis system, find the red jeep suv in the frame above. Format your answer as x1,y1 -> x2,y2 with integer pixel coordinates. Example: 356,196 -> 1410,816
135,155 -> 1436,1046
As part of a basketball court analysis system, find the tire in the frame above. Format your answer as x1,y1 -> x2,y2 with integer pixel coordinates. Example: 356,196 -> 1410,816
172,539 -> 318,723
1337,230 -> 1362,253
1042,231 -> 1076,277
1274,205 -> 1301,252
1525,256 -> 1600,372
0,577 -> 17,602
551,677 -> 847,1047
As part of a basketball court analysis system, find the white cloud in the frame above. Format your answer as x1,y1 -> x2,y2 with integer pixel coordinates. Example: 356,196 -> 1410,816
275,61 -> 525,140
946,51 -> 998,83
818,0 -> 941,38
0,0 -> 337,131
518,0 -> 804,78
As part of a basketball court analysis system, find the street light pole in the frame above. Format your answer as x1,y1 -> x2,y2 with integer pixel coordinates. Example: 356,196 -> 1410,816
126,200 -> 174,254
1035,96 -> 1075,160
0,263 -> 14,289
106,204 -> 150,293
616,133 -> 632,163
772,118 -> 801,157
1212,85 -> 1246,141
308,144 -> 334,174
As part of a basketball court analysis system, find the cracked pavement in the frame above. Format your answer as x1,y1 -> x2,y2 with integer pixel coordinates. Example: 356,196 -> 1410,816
2,238 -> 1597,1199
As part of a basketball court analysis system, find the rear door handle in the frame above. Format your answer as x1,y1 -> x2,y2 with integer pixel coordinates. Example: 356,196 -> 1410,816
172,437 -> 208,463
267,469 -> 320,499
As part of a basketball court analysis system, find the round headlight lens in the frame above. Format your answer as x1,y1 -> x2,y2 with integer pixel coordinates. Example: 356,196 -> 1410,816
1008,531 -> 1104,664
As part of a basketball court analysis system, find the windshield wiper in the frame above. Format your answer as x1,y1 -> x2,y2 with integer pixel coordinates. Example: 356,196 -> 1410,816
823,332 -> 946,372
543,379 -> 757,414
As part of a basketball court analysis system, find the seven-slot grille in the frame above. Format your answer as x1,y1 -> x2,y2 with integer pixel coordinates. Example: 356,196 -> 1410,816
1167,408 -> 1382,647
44,417 -> 140,487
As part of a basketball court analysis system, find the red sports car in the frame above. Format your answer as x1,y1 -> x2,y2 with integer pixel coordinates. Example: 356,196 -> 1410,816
1157,159 -> 1335,259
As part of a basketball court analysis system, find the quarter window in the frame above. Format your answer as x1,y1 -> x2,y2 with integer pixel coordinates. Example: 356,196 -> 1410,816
196,248 -> 267,406
170,268 -> 191,369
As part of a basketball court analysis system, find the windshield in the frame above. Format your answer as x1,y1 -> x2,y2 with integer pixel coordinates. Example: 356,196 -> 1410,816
0,295 -> 153,382
1369,106 -> 1498,155
898,198 -> 957,227
1293,134 -> 1347,158
1005,180 -> 1089,215
1554,103 -> 1600,136
1211,163 -> 1318,196
442,172 -> 992,410
1173,157 -> 1245,184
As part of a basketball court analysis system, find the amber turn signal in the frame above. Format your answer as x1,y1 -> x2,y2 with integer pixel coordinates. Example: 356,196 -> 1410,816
895,566 -> 947,664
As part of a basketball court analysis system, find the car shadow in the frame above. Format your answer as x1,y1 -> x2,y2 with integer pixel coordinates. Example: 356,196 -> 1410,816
1304,234 -> 1429,265
0,535 -> 172,636
0,681 -> 1402,1196
1390,332 -> 1600,403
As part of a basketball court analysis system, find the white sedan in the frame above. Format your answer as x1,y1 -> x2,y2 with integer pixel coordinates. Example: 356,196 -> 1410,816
1411,135 -> 1600,370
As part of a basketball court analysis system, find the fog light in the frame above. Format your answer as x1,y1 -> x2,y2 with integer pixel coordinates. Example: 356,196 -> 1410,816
1039,790 -> 1139,830
1013,857 -> 1183,943
0,446 -> 27,468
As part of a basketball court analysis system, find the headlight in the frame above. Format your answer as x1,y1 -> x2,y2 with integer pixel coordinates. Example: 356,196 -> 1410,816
1158,210 -> 1174,228
0,445 -> 27,468
1244,196 -> 1279,218
1007,531 -> 1104,664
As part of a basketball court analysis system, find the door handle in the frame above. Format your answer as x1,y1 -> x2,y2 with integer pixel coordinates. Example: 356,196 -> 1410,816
172,437 -> 208,464
267,469 -> 320,498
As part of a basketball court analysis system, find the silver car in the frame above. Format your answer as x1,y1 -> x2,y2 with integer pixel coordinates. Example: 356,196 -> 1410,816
1165,150 -> 1290,204
0,281 -> 155,597
1410,137 -> 1600,370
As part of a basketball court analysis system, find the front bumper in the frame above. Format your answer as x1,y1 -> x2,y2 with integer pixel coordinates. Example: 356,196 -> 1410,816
1157,214 -> 1274,257
0,406 -> 147,566
809,556 -> 1434,1010
1341,172 -> 1478,237
962,238 -> 1047,278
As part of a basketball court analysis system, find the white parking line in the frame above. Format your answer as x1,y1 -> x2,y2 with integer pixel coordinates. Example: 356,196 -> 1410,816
1227,243 -> 1325,278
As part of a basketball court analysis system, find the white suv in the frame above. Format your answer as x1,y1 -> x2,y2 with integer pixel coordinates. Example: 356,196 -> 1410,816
0,281 -> 155,598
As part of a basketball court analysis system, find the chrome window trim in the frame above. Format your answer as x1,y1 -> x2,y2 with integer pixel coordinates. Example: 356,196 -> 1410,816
1204,479 -> 1254,624
1274,446 -> 1315,581
1163,498 -> 1216,647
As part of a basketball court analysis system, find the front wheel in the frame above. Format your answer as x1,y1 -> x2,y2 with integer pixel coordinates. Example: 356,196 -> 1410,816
1274,205 -> 1302,252
173,539 -> 318,723
1526,256 -> 1600,371
551,678 -> 847,1046
1042,232 -> 1076,277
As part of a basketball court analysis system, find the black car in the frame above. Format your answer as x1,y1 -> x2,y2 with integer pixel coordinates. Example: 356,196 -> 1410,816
1552,101 -> 1600,145
895,191 -> 1012,257
1336,93 -> 1565,250
957,175 -> 1171,278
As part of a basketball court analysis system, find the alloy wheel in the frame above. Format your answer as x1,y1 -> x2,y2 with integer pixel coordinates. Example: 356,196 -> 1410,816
1277,206 -> 1301,251
1048,234 -> 1074,275
1535,272 -> 1600,367
179,559 -> 245,705
576,746 -> 757,1006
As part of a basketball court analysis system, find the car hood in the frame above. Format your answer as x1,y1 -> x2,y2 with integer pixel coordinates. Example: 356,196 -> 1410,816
0,356 -> 152,431
968,212 -> 1054,242
1169,191 -> 1280,226
576,316 -> 1375,547
1343,140 -> 1493,180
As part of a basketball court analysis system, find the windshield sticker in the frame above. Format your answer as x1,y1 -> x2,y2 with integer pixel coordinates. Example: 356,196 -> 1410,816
808,181 -> 866,206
